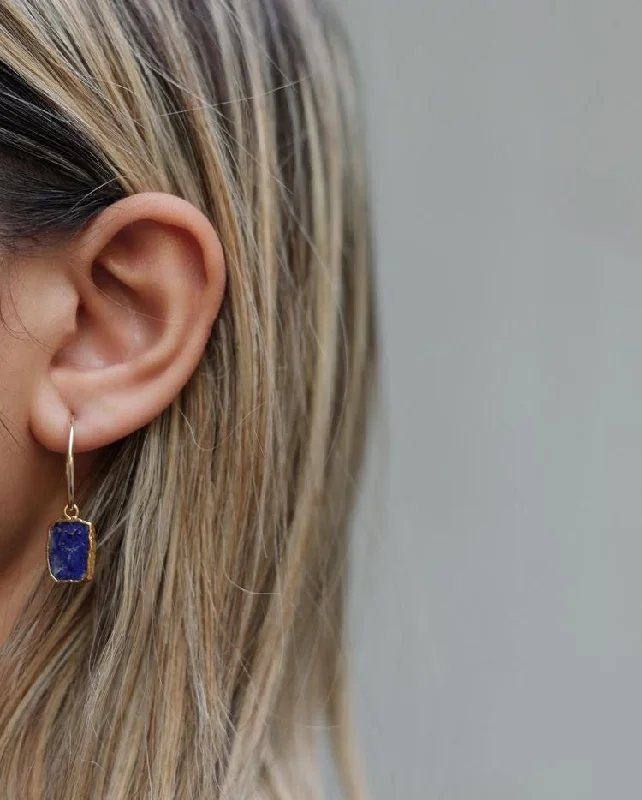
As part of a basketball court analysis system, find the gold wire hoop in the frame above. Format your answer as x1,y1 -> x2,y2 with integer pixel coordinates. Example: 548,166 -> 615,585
64,414 -> 78,519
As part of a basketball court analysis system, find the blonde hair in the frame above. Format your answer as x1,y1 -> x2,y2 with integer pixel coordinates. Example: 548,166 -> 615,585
0,1 -> 375,798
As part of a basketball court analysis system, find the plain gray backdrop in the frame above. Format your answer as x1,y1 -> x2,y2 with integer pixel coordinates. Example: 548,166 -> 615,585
334,1 -> 642,798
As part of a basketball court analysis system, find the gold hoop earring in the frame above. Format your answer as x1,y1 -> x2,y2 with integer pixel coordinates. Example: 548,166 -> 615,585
46,414 -> 96,583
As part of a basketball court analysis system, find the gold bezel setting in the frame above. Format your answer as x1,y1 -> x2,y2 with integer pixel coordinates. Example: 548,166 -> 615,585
46,517 -> 96,583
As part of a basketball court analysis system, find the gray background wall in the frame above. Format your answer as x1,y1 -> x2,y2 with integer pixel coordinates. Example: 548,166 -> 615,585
338,1 -> 642,798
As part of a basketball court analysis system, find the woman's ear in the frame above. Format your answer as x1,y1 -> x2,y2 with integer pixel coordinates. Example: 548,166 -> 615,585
29,193 -> 226,453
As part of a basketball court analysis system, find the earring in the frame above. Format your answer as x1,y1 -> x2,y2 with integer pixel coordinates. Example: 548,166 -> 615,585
46,414 -> 96,583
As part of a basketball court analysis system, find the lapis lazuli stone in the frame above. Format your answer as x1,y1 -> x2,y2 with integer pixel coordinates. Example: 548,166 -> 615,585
48,519 -> 93,582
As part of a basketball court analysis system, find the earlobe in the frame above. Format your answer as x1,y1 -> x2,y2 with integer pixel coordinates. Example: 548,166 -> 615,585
29,193 -> 226,454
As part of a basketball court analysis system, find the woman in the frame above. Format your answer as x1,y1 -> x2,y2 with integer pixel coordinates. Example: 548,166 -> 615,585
0,0 -> 376,797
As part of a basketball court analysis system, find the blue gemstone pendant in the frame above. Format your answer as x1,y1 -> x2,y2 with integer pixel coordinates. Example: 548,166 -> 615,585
47,516 -> 96,583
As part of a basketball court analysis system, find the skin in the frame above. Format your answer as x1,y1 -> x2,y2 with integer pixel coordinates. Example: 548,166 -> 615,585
0,193 -> 226,644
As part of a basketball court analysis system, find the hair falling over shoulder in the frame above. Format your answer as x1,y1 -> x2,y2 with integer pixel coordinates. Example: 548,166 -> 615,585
0,0 -> 376,798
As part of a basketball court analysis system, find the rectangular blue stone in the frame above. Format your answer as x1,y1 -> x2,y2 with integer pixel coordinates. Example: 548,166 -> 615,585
47,519 -> 95,582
